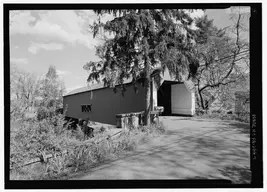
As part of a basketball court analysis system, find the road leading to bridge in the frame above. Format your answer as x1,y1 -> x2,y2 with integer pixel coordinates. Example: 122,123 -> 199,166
70,116 -> 250,183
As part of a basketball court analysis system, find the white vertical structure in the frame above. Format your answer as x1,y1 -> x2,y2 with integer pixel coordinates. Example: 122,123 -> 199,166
171,81 -> 195,116
152,80 -> 158,108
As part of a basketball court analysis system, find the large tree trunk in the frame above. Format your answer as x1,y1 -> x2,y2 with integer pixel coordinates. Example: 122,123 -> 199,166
144,77 -> 151,126
144,58 -> 154,126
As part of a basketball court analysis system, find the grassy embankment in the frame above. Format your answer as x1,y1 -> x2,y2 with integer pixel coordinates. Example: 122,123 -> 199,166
10,115 -> 165,180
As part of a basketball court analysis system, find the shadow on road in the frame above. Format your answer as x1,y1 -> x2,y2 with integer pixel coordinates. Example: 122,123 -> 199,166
223,122 -> 250,134
73,119 -> 251,183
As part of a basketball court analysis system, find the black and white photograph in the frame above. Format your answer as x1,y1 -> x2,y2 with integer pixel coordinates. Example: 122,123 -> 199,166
3,2 -> 263,189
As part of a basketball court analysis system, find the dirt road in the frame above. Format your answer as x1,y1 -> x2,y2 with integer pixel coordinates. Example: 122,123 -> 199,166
70,116 -> 250,183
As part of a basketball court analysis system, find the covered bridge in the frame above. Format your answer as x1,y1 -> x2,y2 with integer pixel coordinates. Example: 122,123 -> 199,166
63,70 -> 195,125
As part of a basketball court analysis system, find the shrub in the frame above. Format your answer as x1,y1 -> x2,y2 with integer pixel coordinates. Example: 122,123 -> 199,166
196,110 -> 249,123
138,121 -> 165,135
99,126 -> 106,133
235,112 -> 250,123
10,114 -> 166,180
10,114 -> 71,168
74,125 -> 85,141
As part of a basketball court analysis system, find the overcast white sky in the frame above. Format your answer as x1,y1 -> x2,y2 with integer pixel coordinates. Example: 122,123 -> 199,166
9,7 -> 250,93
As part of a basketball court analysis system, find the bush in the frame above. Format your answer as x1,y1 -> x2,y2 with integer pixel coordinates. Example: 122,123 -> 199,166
235,112 -> 250,123
138,121 -> 165,134
10,114 -> 166,180
196,110 -> 249,123
99,126 -> 106,133
11,117 -> 69,168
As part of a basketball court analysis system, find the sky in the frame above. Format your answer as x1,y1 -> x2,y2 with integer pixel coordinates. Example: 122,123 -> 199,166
9,7 -> 250,93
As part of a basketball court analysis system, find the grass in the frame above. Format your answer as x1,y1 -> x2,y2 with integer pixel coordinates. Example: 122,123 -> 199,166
10,115 -> 166,180
195,110 -> 250,123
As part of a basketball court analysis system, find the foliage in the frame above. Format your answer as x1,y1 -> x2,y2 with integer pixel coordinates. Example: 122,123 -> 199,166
10,65 -> 65,121
10,113 -> 166,180
37,65 -> 65,119
40,65 -> 65,106
10,64 -> 41,120
10,114 -> 69,168
192,12 -> 249,111
84,9 -> 200,125
196,109 -> 249,123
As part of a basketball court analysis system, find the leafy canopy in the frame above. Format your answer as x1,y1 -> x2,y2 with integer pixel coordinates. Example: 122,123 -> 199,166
192,13 -> 249,111
40,65 -> 65,109
84,9 -> 200,89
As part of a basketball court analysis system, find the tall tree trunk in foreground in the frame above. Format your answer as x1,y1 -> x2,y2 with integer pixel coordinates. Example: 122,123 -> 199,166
144,59 -> 151,126
144,77 -> 151,126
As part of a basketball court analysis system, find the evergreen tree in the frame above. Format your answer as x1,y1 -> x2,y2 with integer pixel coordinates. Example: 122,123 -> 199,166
38,65 -> 65,120
84,9 -> 199,125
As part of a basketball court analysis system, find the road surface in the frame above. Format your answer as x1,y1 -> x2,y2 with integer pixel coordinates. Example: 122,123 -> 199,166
70,116 -> 250,183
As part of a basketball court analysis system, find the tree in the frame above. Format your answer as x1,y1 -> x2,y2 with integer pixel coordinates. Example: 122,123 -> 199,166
39,66 -> 65,106
84,9 -> 199,125
37,65 -> 65,120
193,12 -> 249,111
10,64 -> 41,119
10,65 -> 66,120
